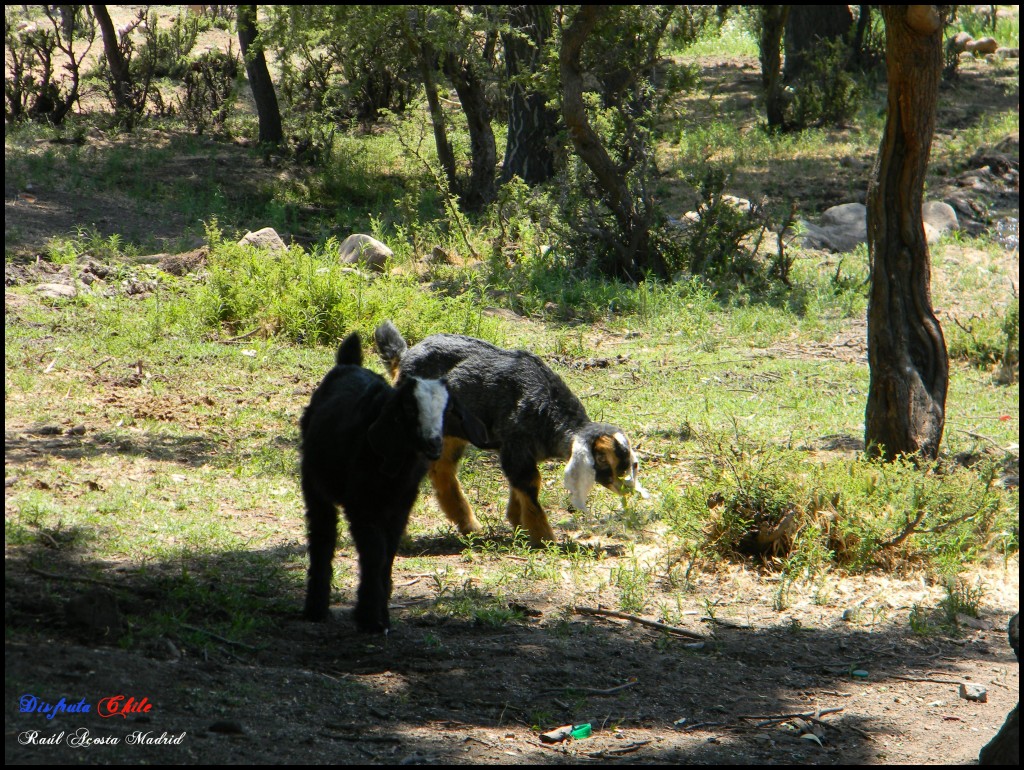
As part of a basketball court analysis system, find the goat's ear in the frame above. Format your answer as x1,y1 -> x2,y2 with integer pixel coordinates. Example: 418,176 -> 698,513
336,332 -> 363,367
443,391 -> 489,448
564,436 -> 596,513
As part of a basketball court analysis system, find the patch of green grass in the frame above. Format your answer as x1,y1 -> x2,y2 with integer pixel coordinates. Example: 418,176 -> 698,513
611,554 -> 654,614
679,13 -> 758,59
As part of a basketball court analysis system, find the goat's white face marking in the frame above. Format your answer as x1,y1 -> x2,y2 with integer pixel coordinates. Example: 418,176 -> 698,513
413,378 -> 449,443
564,436 -> 597,513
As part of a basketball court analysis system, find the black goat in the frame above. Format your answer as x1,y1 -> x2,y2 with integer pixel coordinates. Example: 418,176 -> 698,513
374,321 -> 649,546
300,332 -> 487,632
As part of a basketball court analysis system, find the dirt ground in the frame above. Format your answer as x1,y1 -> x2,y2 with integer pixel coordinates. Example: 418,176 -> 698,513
3,535 -> 1020,765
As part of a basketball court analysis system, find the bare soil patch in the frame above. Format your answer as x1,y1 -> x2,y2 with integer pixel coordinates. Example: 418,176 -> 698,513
4,531 -> 1019,765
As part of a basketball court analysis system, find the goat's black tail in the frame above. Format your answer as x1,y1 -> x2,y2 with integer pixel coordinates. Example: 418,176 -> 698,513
373,320 -> 407,380
336,332 -> 363,367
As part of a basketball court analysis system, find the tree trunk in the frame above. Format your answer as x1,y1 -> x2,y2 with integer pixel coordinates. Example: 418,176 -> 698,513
783,5 -> 854,82
864,5 -> 948,461
92,5 -> 133,115
500,5 -> 558,185
237,5 -> 283,145
758,6 -> 790,131
416,38 -> 459,197
442,53 -> 496,211
560,6 -> 662,281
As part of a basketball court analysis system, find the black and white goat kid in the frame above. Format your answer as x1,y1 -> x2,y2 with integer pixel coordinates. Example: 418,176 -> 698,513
300,332 -> 487,632
374,321 -> 649,546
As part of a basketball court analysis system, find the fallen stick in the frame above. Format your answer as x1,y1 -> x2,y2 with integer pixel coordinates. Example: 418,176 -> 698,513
29,566 -> 123,590
534,681 -> 639,698
574,606 -> 706,641
180,622 -> 260,651
889,675 -> 962,685
588,740 -> 652,758
739,707 -> 844,727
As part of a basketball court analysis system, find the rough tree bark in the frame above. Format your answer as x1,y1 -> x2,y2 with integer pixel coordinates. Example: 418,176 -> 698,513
758,6 -> 791,131
92,5 -> 134,115
864,5 -> 948,461
560,6 -> 664,281
414,36 -> 458,197
500,4 -> 558,185
237,5 -> 283,145
783,5 -> 854,82
442,52 -> 497,210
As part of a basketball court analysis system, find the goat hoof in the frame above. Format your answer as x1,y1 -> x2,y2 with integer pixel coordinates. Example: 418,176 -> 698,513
303,604 -> 331,623
353,606 -> 389,634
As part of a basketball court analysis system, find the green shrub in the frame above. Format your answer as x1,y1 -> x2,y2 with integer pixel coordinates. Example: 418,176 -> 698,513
666,434 -> 1017,573
185,224 -> 501,347
786,39 -> 865,129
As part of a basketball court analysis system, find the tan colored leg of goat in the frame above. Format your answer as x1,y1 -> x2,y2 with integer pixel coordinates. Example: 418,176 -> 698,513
511,471 -> 556,546
428,438 -> 481,534
506,489 -> 523,528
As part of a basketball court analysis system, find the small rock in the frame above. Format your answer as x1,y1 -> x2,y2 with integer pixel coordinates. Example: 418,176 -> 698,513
339,234 -> 393,272
238,227 -> 287,252
922,200 -> 959,235
820,202 -> 867,229
67,424 -> 87,436
955,613 -> 994,631
966,37 -> 999,55
36,283 -> 77,299
949,31 -> 974,54
959,682 -> 988,703
428,245 -> 457,265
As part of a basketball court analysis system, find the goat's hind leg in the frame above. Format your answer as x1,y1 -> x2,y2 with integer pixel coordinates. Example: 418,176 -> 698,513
302,486 -> 338,622
501,452 -> 556,546
428,437 -> 482,535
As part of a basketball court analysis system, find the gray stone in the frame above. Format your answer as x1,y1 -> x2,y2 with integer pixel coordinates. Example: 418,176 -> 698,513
959,682 -> 988,703
794,200 -> 961,252
949,31 -> 973,54
922,201 -> 959,235
966,36 -> 999,55
35,282 -> 77,299
339,234 -> 393,272
238,227 -> 287,252
820,202 -> 867,229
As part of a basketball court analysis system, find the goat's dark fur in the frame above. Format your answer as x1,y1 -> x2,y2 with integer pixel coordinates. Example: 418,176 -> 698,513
374,321 -> 647,545
300,332 -> 487,632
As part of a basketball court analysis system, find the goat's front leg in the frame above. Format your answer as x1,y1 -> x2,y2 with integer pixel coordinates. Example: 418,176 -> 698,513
428,437 -> 482,534
303,487 -> 338,622
501,450 -> 556,546
348,521 -> 391,633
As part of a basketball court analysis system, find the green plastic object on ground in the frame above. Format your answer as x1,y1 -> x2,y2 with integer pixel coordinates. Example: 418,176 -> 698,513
571,723 -> 592,740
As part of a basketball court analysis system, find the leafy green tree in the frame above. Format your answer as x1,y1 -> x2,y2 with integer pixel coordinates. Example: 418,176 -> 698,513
262,6 -> 417,123
559,5 -> 678,279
